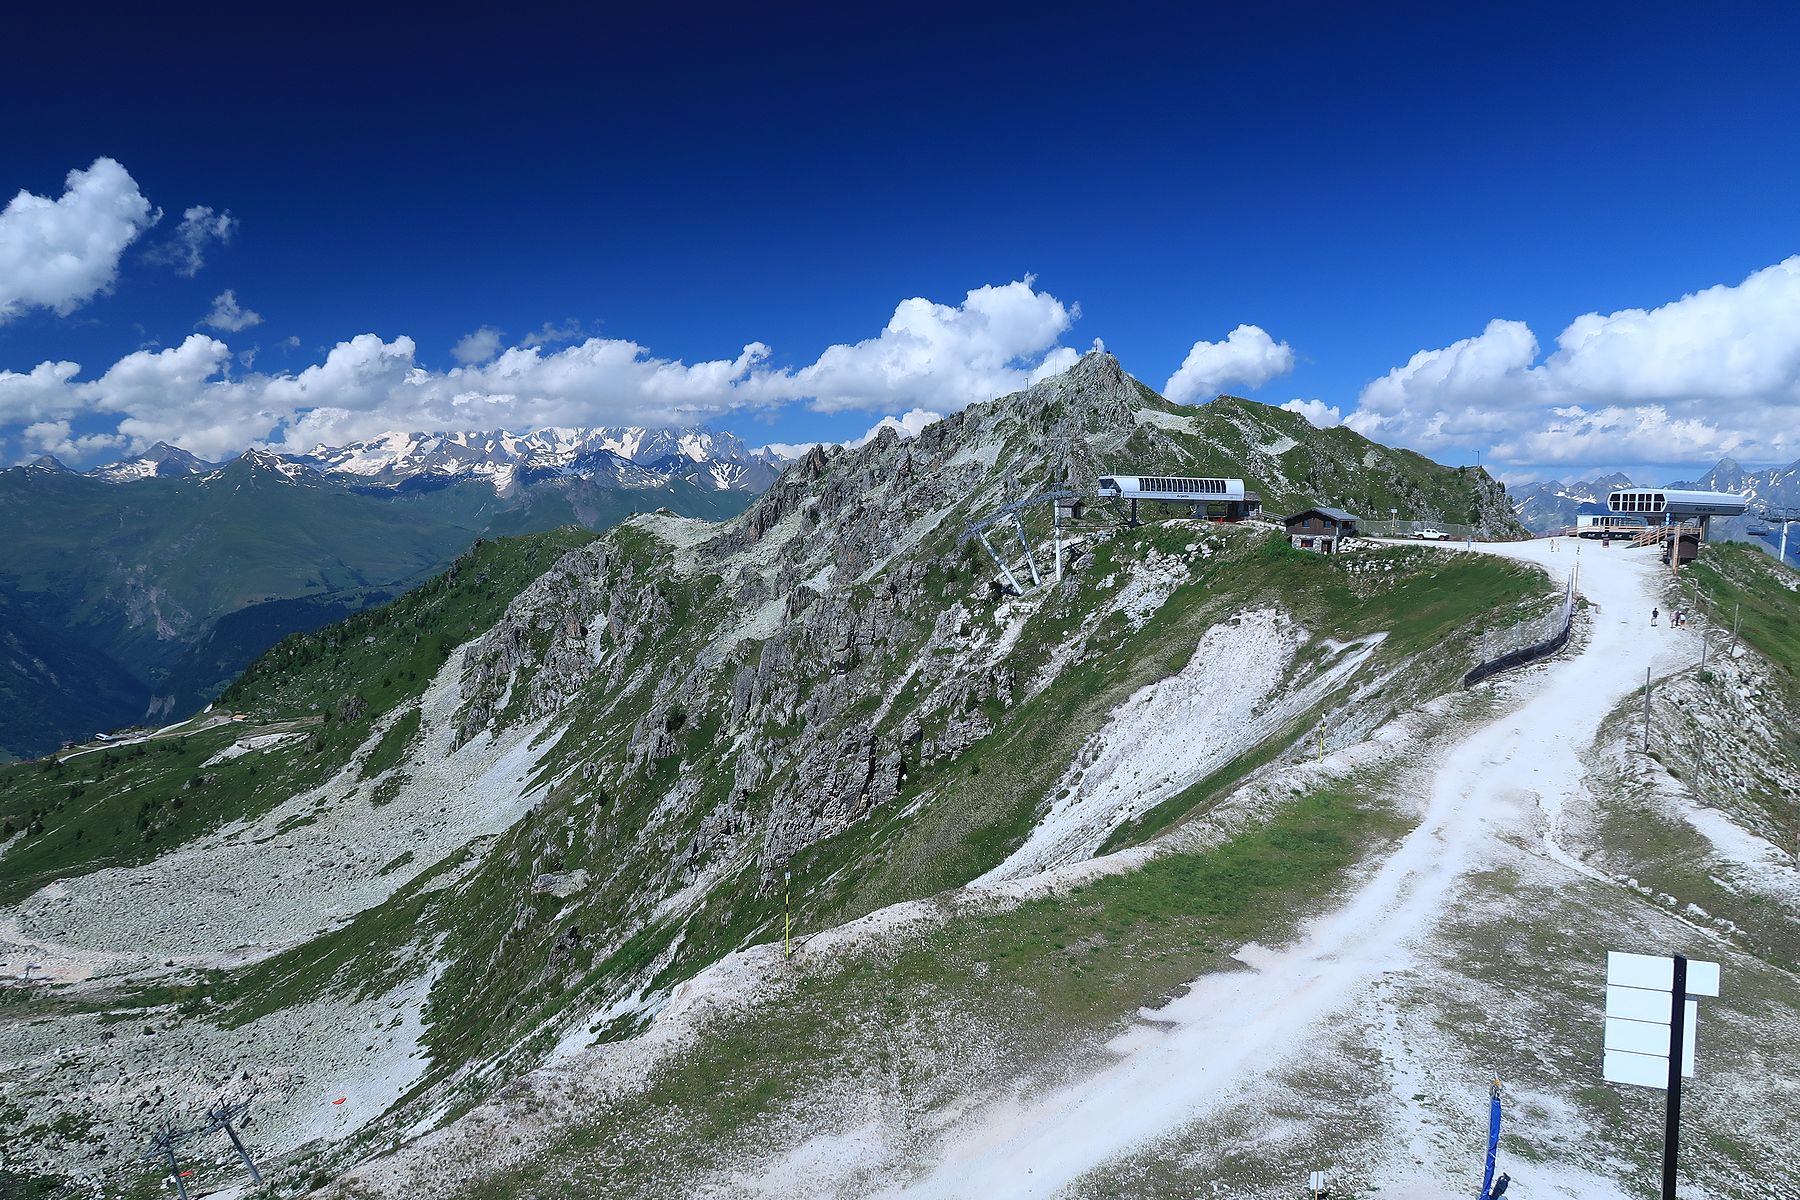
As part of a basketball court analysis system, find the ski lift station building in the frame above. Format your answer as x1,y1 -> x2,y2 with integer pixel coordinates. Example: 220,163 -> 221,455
1606,487 -> 1749,570
1607,488 -> 1749,521
1097,474 -> 1262,521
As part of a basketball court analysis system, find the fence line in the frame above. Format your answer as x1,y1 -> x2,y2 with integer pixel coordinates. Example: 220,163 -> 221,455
1463,567 -> 1579,687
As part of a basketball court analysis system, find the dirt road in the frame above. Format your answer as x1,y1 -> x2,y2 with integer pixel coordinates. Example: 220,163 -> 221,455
884,540 -> 1691,1199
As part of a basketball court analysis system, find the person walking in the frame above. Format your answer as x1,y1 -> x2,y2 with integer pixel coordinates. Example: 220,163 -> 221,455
1652,607 -> 1660,626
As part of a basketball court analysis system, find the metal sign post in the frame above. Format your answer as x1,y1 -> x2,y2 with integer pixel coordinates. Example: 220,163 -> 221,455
1662,956 -> 1687,1200
1602,951 -> 1722,1199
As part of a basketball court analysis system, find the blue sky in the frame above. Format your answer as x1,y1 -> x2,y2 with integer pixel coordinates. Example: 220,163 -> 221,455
3,2 -> 1798,480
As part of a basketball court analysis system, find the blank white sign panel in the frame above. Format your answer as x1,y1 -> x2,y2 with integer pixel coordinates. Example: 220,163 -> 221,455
1685,960 -> 1722,997
1605,1016 -> 1675,1057
1608,952 -> 1673,991
1604,1049 -> 1670,1089
1600,1003 -> 1697,1084
1605,952 -> 1721,996
1606,985 -> 1673,1023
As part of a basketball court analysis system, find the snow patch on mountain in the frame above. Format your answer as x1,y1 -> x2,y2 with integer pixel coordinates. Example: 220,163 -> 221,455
88,441 -> 215,482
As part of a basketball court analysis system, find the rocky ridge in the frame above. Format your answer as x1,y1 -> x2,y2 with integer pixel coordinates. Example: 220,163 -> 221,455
0,352 -> 1540,1196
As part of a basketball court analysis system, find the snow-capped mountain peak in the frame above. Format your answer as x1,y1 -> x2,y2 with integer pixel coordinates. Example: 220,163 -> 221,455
87,442 -> 217,483
72,425 -> 788,495
290,424 -> 784,494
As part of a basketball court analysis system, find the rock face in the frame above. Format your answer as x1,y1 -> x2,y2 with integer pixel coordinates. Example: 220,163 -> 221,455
451,354 -> 1143,884
452,351 -> 1517,893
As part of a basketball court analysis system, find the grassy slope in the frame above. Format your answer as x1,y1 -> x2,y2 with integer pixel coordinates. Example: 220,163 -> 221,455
1679,542 -> 1800,703
0,527 -> 598,906
1138,389 -> 1517,529
791,530 -> 1548,928
52,521 -> 1537,1200
1586,541 -> 1800,966
453,786 -> 1410,1200
237,524 -> 1546,1194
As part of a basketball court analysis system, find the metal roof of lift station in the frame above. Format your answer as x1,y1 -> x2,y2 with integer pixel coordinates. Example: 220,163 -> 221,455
1608,488 -> 1750,518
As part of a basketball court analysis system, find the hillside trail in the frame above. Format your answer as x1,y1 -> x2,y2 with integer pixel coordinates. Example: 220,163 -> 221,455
880,538 -> 1694,1199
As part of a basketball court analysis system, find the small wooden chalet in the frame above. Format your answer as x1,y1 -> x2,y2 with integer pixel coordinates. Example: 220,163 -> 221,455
1285,506 -> 1360,554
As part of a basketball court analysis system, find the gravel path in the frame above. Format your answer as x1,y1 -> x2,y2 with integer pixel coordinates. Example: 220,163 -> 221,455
880,539 -> 1690,1198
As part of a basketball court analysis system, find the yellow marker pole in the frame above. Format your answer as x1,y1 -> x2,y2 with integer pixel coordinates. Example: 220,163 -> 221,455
1317,726 -> 1323,764
783,870 -> 791,960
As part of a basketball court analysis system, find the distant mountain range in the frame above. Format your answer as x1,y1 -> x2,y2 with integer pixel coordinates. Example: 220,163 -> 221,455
1506,471 -> 1636,531
52,424 -> 795,495
0,425 -> 780,759
1509,457 -> 1800,542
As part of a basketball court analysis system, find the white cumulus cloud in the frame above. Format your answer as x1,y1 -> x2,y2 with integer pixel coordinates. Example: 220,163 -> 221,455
0,158 -> 157,323
146,205 -> 237,277
451,326 -> 503,365
1163,324 -> 1296,404
0,278 -> 1095,464
21,419 -> 126,462
755,441 -> 821,461
520,319 -> 586,349
769,279 -> 1079,414
1346,256 -> 1800,475
846,408 -> 944,448
1280,398 -> 1343,427
202,289 -> 263,332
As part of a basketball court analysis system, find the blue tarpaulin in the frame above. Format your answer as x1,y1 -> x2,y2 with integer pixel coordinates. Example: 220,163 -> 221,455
1478,1080 -> 1503,1198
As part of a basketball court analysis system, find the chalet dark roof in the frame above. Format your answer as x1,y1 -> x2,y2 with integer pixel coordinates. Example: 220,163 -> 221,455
1285,506 -> 1361,524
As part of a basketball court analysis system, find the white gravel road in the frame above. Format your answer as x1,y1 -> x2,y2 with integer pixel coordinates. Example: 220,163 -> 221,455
879,539 -> 1692,1199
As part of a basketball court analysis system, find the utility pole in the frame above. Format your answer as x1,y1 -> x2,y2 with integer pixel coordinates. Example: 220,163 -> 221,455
200,1095 -> 262,1187
143,1122 -> 198,1200
1011,512 -> 1042,588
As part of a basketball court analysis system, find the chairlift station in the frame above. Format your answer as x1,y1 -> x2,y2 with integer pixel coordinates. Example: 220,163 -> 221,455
1097,474 -> 1263,523
1606,488 -> 1749,574
964,474 -> 1263,595
1606,488 -> 1749,521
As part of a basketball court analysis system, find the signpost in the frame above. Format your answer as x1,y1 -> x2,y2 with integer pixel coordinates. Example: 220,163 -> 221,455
1307,1168 -> 1328,1198
1602,951 -> 1721,1198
